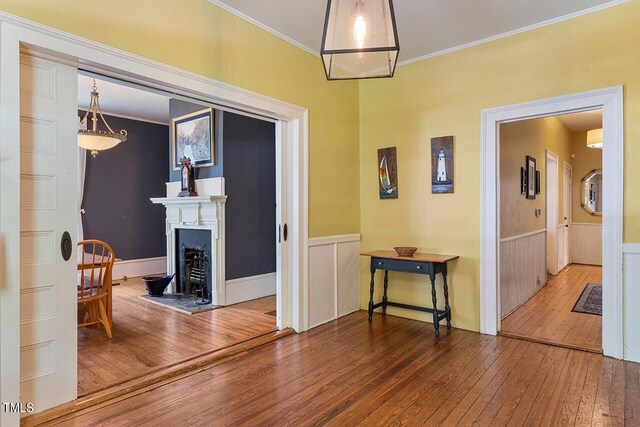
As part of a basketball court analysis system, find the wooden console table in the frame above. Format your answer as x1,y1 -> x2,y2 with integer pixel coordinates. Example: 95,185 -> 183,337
361,250 -> 459,337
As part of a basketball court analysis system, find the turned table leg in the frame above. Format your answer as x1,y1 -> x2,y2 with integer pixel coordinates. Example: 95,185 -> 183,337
368,261 -> 376,322
442,264 -> 451,329
430,271 -> 440,337
382,270 -> 389,316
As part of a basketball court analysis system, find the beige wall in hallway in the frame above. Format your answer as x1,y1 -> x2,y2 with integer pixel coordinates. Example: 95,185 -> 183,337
499,117 -> 572,239
570,131 -> 603,224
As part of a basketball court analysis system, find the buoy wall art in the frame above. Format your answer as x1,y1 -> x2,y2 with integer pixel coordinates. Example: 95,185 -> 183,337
431,136 -> 454,194
377,146 -> 399,199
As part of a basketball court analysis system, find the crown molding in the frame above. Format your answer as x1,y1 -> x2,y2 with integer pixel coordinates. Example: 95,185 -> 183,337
207,0 -> 319,58
397,0 -> 629,67
209,0 -> 628,69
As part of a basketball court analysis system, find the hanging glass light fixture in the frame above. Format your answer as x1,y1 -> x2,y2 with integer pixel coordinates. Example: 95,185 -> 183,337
321,0 -> 400,80
78,80 -> 127,157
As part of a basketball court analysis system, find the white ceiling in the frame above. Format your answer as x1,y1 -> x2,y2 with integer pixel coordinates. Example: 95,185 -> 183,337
78,74 -> 170,125
210,0 -> 624,64
558,110 -> 602,132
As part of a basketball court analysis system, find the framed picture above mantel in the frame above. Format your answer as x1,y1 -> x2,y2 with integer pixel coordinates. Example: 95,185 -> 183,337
172,108 -> 215,171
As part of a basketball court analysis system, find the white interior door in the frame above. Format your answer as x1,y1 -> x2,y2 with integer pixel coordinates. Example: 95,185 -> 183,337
20,54 -> 78,412
563,162 -> 572,268
546,151 -> 559,275
275,120 -> 288,330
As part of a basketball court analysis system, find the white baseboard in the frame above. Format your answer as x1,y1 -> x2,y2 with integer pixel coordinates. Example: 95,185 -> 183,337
225,272 -> 276,305
112,256 -> 166,280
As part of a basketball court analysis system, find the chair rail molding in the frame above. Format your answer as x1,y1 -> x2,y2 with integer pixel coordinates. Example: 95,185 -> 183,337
480,86 -> 624,360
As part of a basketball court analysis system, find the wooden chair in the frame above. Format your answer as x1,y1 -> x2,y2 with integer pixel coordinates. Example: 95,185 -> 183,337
77,240 -> 114,338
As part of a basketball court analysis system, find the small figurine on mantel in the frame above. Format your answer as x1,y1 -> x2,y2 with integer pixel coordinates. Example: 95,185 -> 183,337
178,156 -> 197,197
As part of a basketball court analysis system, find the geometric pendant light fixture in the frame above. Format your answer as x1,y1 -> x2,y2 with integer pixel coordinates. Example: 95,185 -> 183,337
321,0 -> 400,80
78,80 -> 127,157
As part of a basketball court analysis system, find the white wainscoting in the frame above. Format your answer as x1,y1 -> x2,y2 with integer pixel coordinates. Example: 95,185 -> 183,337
557,224 -> 566,271
571,223 -> 602,266
225,272 -> 276,305
112,257 -> 167,280
308,234 -> 361,329
623,243 -> 640,363
500,229 -> 547,318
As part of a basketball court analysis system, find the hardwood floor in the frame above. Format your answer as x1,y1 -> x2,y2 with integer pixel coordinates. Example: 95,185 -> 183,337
50,311 -> 639,426
501,264 -> 602,353
78,277 -> 277,396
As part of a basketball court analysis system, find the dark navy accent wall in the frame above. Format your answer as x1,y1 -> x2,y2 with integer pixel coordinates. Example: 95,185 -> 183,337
81,112 -> 169,260
223,112 -> 276,280
168,99 -> 223,182
167,102 -> 276,281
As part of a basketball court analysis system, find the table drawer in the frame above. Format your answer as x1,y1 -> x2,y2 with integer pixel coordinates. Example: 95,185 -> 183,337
372,258 -> 432,274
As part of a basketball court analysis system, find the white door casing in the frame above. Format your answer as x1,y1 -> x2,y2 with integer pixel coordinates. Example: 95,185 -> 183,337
480,86 -> 624,360
563,162 -> 572,268
19,54 -> 78,412
546,150 -> 559,276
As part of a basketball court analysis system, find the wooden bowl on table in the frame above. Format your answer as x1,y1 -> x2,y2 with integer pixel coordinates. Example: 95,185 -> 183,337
394,246 -> 417,257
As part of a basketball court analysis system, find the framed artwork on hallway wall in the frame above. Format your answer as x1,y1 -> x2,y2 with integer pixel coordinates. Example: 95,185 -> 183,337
378,146 -> 398,199
525,155 -> 537,199
431,136 -> 454,194
172,108 -> 215,170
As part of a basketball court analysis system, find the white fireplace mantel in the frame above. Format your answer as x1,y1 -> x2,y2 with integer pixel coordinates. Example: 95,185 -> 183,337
150,178 -> 227,305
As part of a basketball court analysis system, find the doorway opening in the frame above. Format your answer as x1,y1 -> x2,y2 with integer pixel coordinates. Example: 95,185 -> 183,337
73,71 -> 281,396
479,86 -> 623,360
1,22 -> 308,415
497,110 -> 603,353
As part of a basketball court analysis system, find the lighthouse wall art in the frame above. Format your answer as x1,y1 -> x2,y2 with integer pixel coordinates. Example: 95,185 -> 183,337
431,136 -> 454,193
377,146 -> 399,199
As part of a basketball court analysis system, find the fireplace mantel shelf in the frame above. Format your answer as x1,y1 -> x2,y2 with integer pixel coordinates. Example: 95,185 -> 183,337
150,196 -> 227,206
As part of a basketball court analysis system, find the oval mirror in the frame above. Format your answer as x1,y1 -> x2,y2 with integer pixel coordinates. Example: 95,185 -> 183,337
581,169 -> 602,216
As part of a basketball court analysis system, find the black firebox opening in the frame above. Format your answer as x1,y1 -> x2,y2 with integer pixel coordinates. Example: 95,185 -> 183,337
175,229 -> 212,304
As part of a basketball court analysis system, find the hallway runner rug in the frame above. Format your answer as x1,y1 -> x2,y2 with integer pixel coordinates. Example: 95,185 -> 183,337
571,283 -> 602,315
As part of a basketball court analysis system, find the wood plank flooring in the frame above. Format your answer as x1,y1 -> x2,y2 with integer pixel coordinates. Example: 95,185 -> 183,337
78,277 -> 276,396
50,311 -> 639,426
501,264 -> 602,352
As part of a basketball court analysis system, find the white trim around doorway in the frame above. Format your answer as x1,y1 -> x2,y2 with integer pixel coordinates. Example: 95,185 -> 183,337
480,86 -> 624,360
0,12 -> 309,422
546,150 -> 560,276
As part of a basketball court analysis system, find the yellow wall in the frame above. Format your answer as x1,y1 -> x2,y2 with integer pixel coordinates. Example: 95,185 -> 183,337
571,131 -> 603,224
500,117 -> 572,238
0,0 -> 360,238
359,1 -> 640,331
3,1 -> 640,333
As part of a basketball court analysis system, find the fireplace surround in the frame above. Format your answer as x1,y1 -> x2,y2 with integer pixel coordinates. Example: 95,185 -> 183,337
151,178 -> 227,305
